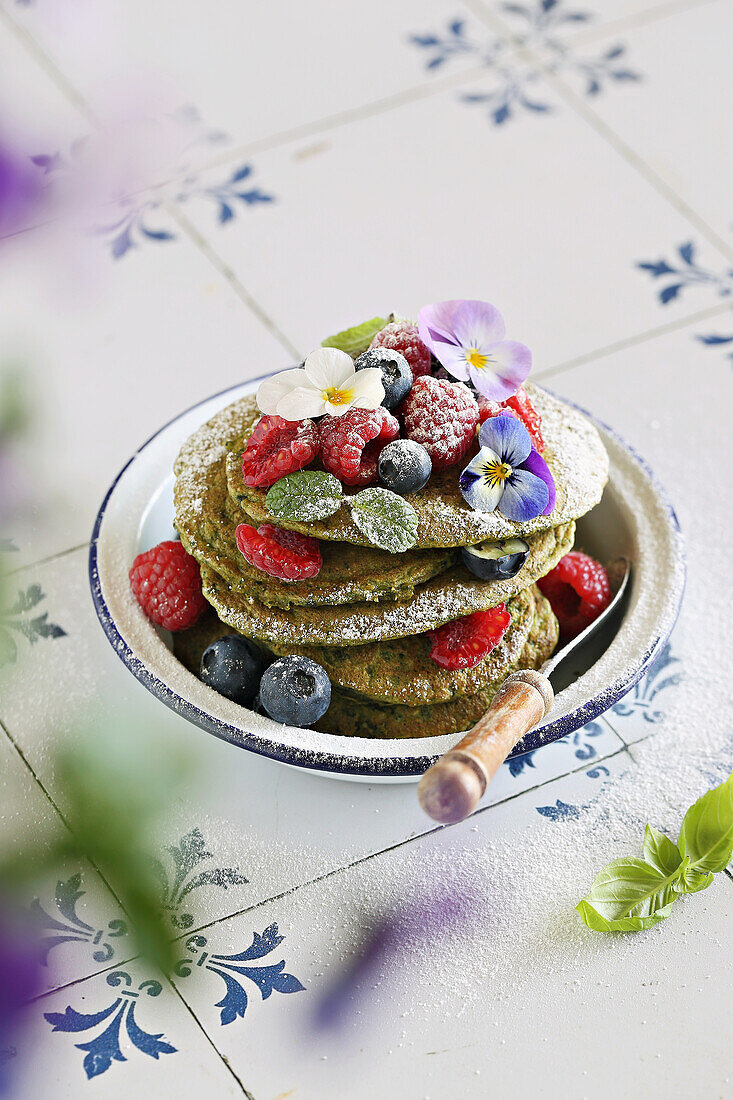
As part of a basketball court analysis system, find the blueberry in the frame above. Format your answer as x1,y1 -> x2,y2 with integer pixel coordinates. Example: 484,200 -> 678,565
259,655 -> 331,726
199,635 -> 265,707
378,439 -> 432,495
354,348 -> 412,410
461,538 -> 530,581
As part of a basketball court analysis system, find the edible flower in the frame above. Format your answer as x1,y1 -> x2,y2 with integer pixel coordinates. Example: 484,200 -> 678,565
417,299 -> 531,401
257,348 -> 384,419
459,414 -> 555,521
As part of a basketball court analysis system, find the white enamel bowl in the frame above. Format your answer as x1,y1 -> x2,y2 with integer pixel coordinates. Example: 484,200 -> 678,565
90,378 -> 685,783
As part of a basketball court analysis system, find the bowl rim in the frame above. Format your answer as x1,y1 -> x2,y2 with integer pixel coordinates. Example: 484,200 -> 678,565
88,375 -> 685,777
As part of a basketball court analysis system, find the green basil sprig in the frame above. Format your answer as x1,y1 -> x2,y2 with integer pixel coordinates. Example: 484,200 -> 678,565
577,770 -> 733,932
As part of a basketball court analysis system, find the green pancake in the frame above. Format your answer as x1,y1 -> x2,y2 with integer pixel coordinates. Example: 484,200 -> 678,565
218,383 -> 607,550
172,588 -> 557,728
314,592 -> 559,738
267,585 -> 537,705
199,520 -> 574,647
173,429 -> 456,609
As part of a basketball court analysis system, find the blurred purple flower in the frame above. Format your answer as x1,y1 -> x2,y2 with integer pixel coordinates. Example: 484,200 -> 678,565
0,141 -> 45,236
312,884 -> 480,1034
0,898 -> 42,1093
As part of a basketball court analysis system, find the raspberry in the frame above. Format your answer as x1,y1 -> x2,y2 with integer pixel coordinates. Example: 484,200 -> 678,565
129,540 -> 207,631
401,376 -> 479,471
319,407 -> 399,487
370,321 -> 432,378
428,606 -> 511,670
538,551 -> 611,641
477,385 -> 545,452
241,415 -> 320,488
235,522 -> 322,581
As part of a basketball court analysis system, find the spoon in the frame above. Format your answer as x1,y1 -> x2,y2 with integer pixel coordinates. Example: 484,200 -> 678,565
417,558 -> 631,825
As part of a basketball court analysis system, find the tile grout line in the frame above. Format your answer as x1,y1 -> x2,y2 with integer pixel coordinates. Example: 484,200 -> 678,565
543,78 -> 733,263
0,2 -> 303,367
165,979 -> 252,1096
4,0 -> 728,275
164,203 -> 303,361
23,948 -> 254,1097
467,0 -> 733,264
153,59 -> 494,180
169,743 -> 634,944
28,741 -> 638,997
0,716 -> 254,1095
549,0 -> 718,48
3,541 -> 89,577
534,301 -> 733,381
7,0 -> 732,287
105,0 -> 710,184
0,3 -> 96,124
0,716 -> 138,928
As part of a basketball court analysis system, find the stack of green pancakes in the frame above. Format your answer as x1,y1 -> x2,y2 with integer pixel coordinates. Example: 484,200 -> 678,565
172,383 -> 609,739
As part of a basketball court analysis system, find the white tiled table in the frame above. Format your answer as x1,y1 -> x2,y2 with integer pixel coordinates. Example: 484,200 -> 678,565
1,1 -> 731,1096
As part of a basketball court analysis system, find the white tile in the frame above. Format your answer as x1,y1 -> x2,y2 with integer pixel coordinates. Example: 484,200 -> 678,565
1,550 -> 627,934
487,0 -> 706,42
11,960 -> 242,1098
542,323 -> 733,770
172,751 -> 733,1100
180,81 -> 724,377
8,0 -> 482,157
576,0 -> 733,247
0,15 -> 84,154
0,728 -> 132,994
605,638 -> 683,744
0,206 -> 293,567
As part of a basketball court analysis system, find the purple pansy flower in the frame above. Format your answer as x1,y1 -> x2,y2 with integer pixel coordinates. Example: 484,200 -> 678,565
417,299 -> 531,401
459,414 -> 555,521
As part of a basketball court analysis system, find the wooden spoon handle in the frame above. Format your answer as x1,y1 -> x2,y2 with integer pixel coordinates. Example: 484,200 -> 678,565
417,670 -> 554,824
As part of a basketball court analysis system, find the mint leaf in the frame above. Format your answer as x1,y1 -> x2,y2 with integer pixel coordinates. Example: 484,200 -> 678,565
266,471 -> 343,522
321,316 -> 388,358
575,857 -> 685,932
678,771 -> 733,874
349,487 -> 418,553
642,824 -> 682,877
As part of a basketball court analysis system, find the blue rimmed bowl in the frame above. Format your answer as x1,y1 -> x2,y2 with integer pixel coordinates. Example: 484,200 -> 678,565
89,378 -> 685,782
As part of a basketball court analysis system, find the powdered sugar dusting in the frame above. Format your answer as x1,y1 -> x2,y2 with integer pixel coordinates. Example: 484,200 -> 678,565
201,523 -> 574,647
223,384 -> 609,549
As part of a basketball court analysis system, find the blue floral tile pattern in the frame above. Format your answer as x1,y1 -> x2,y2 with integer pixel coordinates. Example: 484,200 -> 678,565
0,581 -> 66,669
45,971 -> 176,1080
637,240 -> 733,363
174,924 -> 305,1027
151,826 -> 249,931
611,642 -> 682,726
409,3 -> 640,127
508,718 -> 607,775
536,761 -> 612,819
29,107 -> 274,259
31,873 -> 128,966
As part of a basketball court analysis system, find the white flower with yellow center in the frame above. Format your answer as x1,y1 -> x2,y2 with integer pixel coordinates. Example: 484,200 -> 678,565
256,348 -> 384,419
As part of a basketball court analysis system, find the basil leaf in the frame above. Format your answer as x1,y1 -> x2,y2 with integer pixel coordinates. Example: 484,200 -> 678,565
349,488 -> 419,553
575,857 -> 684,932
642,824 -> 682,876
266,470 -> 343,522
678,770 -> 733,874
678,866 -> 714,894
